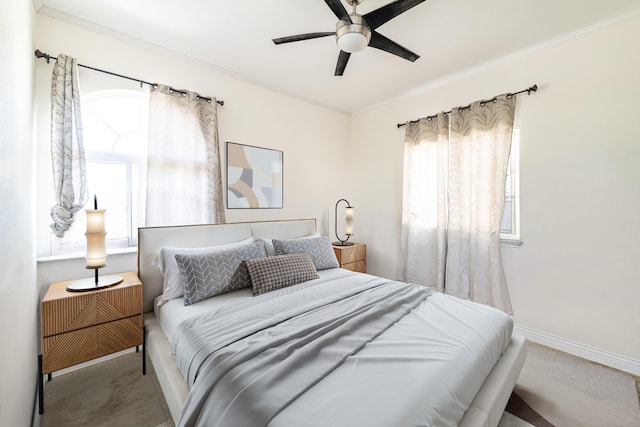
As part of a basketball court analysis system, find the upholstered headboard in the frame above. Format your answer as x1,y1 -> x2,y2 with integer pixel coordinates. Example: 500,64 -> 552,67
137,219 -> 317,313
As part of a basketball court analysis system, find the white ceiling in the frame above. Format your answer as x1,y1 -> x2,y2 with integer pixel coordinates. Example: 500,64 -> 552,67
35,0 -> 640,114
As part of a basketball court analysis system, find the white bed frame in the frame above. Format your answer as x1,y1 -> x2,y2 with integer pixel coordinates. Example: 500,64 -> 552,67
138,219 -> 526,427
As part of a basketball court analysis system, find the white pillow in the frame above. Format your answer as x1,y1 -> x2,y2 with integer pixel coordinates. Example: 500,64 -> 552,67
153,237 -> 254,300
261,233 -> 320,256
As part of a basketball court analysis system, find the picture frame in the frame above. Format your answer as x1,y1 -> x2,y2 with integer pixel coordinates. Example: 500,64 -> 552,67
226,142 -> 283,209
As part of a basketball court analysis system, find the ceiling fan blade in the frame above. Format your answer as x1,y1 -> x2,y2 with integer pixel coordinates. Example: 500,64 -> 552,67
363,0 -> 426,30
325,0 -> 352,23
334,50 -> 351,76
273,32 -> 335,45
369,31 -> 419,62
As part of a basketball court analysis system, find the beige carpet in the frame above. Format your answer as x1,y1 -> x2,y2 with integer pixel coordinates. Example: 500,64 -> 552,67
513,343 -> 640,427
39,342 -> 640,427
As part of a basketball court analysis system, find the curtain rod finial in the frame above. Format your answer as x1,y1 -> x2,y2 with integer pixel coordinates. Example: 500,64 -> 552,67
34,49 -> 52,63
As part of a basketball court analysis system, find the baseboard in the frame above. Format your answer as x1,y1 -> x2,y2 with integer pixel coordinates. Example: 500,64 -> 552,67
514,324 -> 640,376
47,347 -> 137,378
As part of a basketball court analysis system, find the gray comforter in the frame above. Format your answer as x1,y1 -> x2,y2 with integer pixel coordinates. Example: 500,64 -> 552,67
173,278 -> 434,427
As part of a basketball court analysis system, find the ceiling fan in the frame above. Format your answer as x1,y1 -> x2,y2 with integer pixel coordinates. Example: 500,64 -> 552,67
273,0 -> 426,76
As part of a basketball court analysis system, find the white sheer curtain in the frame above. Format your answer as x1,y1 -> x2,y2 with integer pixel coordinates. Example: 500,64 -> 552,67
145,84 -> 225,226
398,95 -> 516,313
398,113 -> 449,293
49,54 -> 88,237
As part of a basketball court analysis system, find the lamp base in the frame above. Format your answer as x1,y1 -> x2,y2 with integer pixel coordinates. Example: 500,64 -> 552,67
66,275 -> 124,292
332,241 -> 354,246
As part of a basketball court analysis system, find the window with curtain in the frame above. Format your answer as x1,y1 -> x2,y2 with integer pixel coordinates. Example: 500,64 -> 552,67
51,90 -> 149,255
398,94 -> 517,313
145,84 -> 225,226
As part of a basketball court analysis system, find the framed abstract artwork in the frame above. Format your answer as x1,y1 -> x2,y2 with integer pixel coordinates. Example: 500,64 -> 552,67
226,142 -> 283,209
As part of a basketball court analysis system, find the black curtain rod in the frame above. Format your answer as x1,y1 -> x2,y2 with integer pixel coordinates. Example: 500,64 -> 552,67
34,49 -> 224,106
397,84 -> 537,128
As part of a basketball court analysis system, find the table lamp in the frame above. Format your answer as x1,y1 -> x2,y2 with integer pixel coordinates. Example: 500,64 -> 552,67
333,198 -> 354,246
66,195 -> 123,292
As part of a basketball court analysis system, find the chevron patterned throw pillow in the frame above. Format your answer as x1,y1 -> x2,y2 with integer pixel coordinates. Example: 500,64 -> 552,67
154,237 -> 254,301
272,236 -> 339,270
176,241 -> 266,305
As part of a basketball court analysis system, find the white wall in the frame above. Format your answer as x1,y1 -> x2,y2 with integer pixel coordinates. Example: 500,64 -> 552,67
0,0 -> 38,426
351,14 -> 640,367
34,16 -> 352,290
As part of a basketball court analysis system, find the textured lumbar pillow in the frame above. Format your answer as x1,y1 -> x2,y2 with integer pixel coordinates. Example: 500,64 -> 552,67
245,252 -> 319,296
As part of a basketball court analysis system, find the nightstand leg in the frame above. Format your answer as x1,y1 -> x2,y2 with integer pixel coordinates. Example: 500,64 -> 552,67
142,325 -> 146,375
47,373 -> 51,381
38,355 -> 44,414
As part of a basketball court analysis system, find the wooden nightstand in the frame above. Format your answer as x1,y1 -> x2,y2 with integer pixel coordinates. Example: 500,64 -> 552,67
38,271 -> 144,414
333,243 -> 366,273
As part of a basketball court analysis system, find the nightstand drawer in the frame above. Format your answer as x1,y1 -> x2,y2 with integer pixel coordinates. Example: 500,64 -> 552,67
341,260 -> 366,273
42,315 -> 143,373
42,276 -> 142,337
333,243 -> 366,273
335,244 -> 366,265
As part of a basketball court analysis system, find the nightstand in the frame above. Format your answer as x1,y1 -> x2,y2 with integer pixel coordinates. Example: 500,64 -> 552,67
333,243 -> 366,273
38,271 -> 144,414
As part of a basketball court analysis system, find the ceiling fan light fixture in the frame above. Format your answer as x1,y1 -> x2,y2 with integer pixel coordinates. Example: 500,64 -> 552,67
337,31 -> 369,53
336,15 -> 371,53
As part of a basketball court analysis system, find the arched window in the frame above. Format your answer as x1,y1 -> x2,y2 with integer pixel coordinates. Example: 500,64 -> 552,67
52,90 -> 148,254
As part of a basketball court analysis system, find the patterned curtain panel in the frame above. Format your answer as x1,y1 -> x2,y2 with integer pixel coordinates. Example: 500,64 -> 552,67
399,95 -> 516,313
49,54 -> 88,238
447,95 -> 515,313
145,84 -> 225,226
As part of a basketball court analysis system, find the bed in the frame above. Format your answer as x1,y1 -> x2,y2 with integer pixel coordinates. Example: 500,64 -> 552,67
138,219 -> 526,427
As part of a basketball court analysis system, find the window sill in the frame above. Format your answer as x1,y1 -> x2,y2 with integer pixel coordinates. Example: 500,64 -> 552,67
500,239 -> 523,247
37,246 -> 137,263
